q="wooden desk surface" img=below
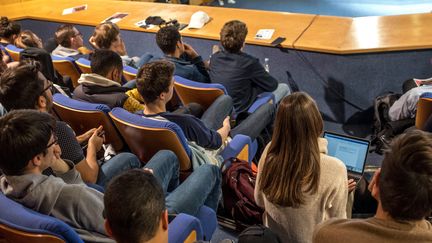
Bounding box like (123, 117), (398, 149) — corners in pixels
(2, 0), (432, 54)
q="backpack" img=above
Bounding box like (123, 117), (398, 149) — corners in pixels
(238, 224), (281, 243)
(221, 158), (263, 230)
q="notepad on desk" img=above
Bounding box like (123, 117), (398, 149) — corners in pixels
(255, 29), (275, 40)
(62, 4), (88, 15)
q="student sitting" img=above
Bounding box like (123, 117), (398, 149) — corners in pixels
(14, 30), (43, 49)
(209, 20), (290, 114)
(255, 92), (348, 243)
(52, 24), (91, 59)
(89, 22), (154, 69)
(73, 49), (144, 113)
(0, 109), (198, 242)
(136, 60), (274, 166)
(104, 167), (222, 242)
(313, 130), (432, 243)
(0, 61), (141, 187)
(155, 26), (210, 83)
(0, 16), (20, 47)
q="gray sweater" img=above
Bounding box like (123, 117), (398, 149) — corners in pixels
(0, 160), (113, 243)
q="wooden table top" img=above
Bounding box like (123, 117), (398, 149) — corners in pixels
(2, 0), (432, 54)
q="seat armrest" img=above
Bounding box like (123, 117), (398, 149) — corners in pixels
(247, 92), (275, 114)
(221, 134), (256, 163)
(168, 213), (203, 243)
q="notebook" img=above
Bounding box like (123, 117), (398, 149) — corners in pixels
(323, 131), (370, 182)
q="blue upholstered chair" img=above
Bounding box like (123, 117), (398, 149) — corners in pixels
(174, 75), (274, 113)
(169, 206), (217, 243)
(0, 193), (83, 243)
(76, 57), (138, 83)
(4, 44), (23, 62)
(109, 108), (257, 170)
(52, 93), (124, 151)
(75, 57), (91, 74)
(51, 55), (82, 88)
(415, 92), (432, 129)
(123, 65), (138, 81)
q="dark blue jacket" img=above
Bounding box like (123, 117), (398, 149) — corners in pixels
(209, 51), (278, 113)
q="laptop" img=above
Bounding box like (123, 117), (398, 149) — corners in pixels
(323, 131), (370, 182)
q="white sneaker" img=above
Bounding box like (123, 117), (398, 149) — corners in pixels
(227, 0), (235, 4)
(218, 0), (224, 6)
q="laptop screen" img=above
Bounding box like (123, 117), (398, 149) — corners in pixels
(323, 132), (370, 174)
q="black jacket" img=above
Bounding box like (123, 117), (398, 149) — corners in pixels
(209, 50), (278, 113)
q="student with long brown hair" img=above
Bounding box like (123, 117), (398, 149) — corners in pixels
(255, 92), (348, 243)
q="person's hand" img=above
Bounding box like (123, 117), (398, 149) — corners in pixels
(368, 168), (381, 199)
(223, 116), (231, 131)
(183, 43), (199, 59)
(348, 179), (357, 193)
(143, 168), (154, 174)
(88, 126), (104, 152)
(50, 144), (70, 174)
(76, 128), (97, 144)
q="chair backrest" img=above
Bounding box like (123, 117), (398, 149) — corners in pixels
(415, 92), (432, 129)
(109, 107), (192, 171)
(0, 193), (83, 243)
(174, 75), (227, 110)
(75, 57), (91, 73)
(123, 65), (137, 81)
(52, 93), (124, 151)
(4, 44), (23, 61)
(51, 55), (81, 88)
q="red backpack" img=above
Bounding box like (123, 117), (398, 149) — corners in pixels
(221, 158), (263, 229)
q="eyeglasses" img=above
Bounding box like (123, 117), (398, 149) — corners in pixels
(74, 32), (83, 37)
(40, 80), (54, 95)
(45, 134), (58, 150)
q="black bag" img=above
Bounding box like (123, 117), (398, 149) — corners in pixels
(238, 224), (281, 243)
(221, 158), (263, 230)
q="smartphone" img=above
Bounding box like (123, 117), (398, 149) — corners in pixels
(271, 37), (286, 47)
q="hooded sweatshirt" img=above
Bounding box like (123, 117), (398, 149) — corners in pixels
(0, 160), (113, 243)
(73, 73), (144, 113)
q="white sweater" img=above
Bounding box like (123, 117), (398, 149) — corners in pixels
(254, 138), (348, 243)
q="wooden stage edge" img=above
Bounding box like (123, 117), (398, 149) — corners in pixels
(2, 0), (432, 54)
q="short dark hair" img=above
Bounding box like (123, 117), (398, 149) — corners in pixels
(136, 60), (174, 104)
(0, 17), (21, 40)
(220, 20), (247, 53)
(379, 130), (432, 220)
(55, 24), (76, 48)
(156, 26), (181, 54)
(91, 22), (120, 49)
(104, 169), (165, 243)
(0, 62), (45, 111)
(91, 49), (123, 77)
(0, 110), (55, 175)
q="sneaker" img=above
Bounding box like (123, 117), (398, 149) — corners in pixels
(218, 0), (224, 5)
(227, 0), (236, 4)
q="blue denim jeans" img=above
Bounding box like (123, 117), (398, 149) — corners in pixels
(144, 150), (221, 217)
(96, 152), (142, 188)
(273, 83), (291, 104)
(200, 94), (233, 130)
(231, 102), (275, 140)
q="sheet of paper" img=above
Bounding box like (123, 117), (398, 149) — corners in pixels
(62, 4), (88, 15)
(102, 12), (129, 24)
(255, 29), (275, 40)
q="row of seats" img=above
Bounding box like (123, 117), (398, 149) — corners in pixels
(3, 43), (138, 87)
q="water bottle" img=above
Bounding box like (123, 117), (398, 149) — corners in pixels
(264, 58), (270, 72)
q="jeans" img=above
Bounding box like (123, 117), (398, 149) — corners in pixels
(273, 83), (291, 104)
(144, 150), (221, 217)
(96, 152), (142, 188)
(231, 102), (275, 140)
(201, 95), (233, 130)
(165, 164), (221, 216)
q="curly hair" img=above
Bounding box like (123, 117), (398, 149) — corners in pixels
(220, 20), (247, 53)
